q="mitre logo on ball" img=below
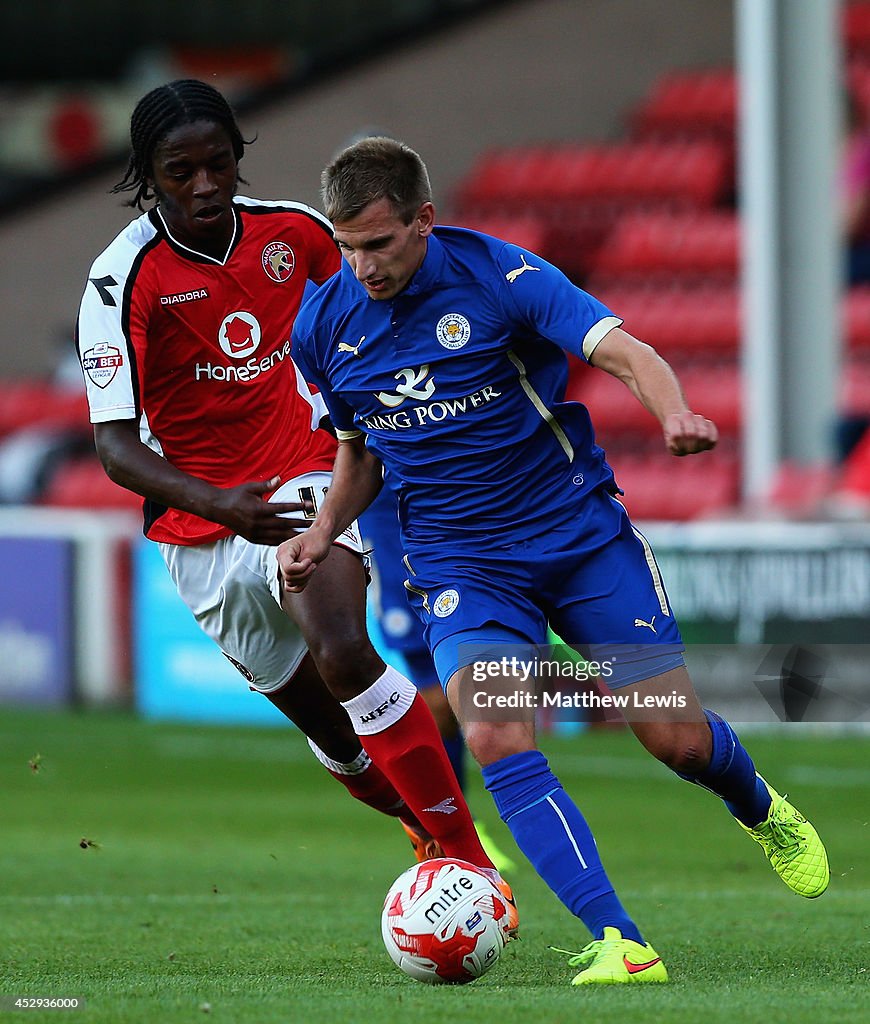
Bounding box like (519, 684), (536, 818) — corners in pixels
(381, 858), (511, 984)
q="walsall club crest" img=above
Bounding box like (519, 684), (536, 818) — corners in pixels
(262, 241), (296, 283)
(82, 342), (123, 388)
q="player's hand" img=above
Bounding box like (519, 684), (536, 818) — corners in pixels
(211, 476), (313, 544)
(277, 528), (333, 593)
(663, 411), (719, 456)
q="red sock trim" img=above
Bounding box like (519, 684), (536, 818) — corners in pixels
(360, 694), (494, 870)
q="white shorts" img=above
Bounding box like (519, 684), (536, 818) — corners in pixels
(159, 472), (365, 694)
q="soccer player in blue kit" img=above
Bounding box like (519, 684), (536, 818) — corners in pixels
(278, 137), (830, 985)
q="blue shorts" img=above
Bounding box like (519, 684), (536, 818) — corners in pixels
(401, 489), (685, 689)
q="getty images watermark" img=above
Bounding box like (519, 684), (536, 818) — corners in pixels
(455, 642), (870, 724)
(469, 655), (688, 713)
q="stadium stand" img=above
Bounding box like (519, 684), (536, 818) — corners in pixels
(765, 460), (841, 519)
(588, 210), (739, 288)
(845, 0), (870, 61)
(448, 60), (744, 518)
(628, 68), (737, 152)
(6, 5), (869, 520)
(37, 456), (141, 510)
(0, 380), (88, 439)
(588, 286), (740, 359)
(452, 138), (732, 279)
(609, 453), (740, 522)
(447, 11), (870, 520)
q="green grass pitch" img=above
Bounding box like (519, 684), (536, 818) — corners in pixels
(1, 708), (867, 1023)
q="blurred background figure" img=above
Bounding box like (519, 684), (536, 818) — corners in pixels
(843, 92), (870, 285)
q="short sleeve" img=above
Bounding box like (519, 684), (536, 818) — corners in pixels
(306, 219), (341, 285)
(292, 320), (360, 437)
(496, 242), (622, 362)
(76, 260), (140, 423)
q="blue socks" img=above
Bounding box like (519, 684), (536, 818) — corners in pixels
(482, 749), (643, 944)
(478, 716), (770, 945)
(676, 710), (772, 827)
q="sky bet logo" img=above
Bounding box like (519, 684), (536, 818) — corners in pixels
(82, 343), (123, 388)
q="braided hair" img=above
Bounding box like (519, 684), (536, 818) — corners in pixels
(112, 79), (251, 209)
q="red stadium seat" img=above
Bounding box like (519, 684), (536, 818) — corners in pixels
(570, 357), (741, 440)
(452, 141), (732, 279)
(844, 2), (870, 59)
(569, 365), (662, 436)
(453, 145), (553, 205)
(590, 211), (740, 285)
(766, 461), (839, 515)
(847, 57), (870, 119)
(456, 140), (731, 210)
(608, 455), (739, 521)
(678, 364), (742, 434)
(39, 457), (141, 510)
(0, 381), (89, 439)
(630, 69), (737, 142)
(452, 214), (549, 254)
(844, 286), (870, 351)
(587, 286), (740, 358)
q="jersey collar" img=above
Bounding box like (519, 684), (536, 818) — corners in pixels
(343, 231), (447, 300)
(402, 232), (446, 297)
(150, 205), (242, 266)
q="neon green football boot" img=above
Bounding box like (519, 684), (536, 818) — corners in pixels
(475, 820), (519, 875)
(739, 776), (829, 898)
(552, 927), (669, 985)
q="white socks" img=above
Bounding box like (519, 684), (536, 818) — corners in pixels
(340, 665), (417, 735)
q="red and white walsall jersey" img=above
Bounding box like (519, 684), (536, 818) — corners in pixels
(76, 196), (341, 544)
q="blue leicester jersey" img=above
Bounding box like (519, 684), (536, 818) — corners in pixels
(292, 226), (624, 549)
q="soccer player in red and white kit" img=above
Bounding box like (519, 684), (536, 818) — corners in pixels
(75, 80), (513, 915)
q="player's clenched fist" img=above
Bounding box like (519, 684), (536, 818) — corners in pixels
(277, 529), (333, 592)
(663, 411), (718, 456)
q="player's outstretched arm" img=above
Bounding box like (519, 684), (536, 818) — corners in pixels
(277, 434), (383, 593)
(93, 420), (311, 543)
(588, 326), (718, 456)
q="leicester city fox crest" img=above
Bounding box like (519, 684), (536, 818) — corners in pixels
(435, 313), (471, 350)
(433, 589), (460, 617)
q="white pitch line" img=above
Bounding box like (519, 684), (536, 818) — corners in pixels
(150, 734), (311, 763)
(0, 892), (330, 906)
(781, 765), (870, 788)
